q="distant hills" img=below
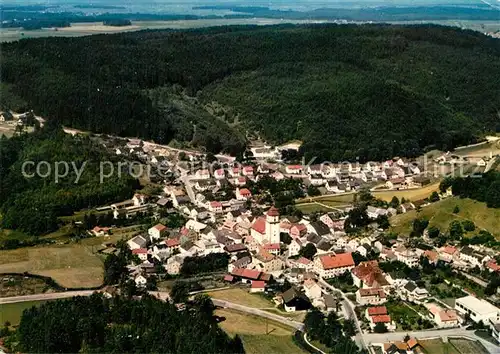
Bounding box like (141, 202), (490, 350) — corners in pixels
(1, 24), (499, 160)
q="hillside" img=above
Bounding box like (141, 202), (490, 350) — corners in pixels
(390, 197), (500, 238)
(1, 24), (499, 159)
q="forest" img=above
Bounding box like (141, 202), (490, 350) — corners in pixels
(1, 24), (499, 160)
(13, 293), (245, 353)
(0, 123), (139, 235)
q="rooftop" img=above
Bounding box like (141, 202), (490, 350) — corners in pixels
(456, 296), (499, 316)
(319, 253), (355, 270)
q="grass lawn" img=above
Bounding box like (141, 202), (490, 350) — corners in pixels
(385, 301), (421, 330)
(215, 308), (304, 354)
(0, 300), (48, 326)
(390, 197), (500, 238)
(207, 288), (274, 308)
(420, 339), (460, 354)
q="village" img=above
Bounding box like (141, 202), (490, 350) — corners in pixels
(80, 134), (500, 354)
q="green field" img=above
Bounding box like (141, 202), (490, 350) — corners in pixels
(215, 308), (304, 354)
(390, 197), (500, 238)
(207, 288), (274, 308)
(0, 300), (48, 326)
(420, 339), (460, 354)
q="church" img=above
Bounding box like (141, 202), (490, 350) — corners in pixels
(250, 206), (281, 244)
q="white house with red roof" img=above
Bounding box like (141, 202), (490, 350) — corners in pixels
(250, 206), (281, 244)
(132, 248), (148, 261)
(286, 165), (303, 174)
(91, 226), (111, 237)
(313, 253), (355, 279)
(242, 166), (254, 176)
(209, 201), (223, 213)
(263, 243), (280, 255)
(250, 280), (266, 293)
(214, 168), (226, 180)
(365, 306), (396, 331)
(148, 223), (167, 240)
(236, 187), (252, 201)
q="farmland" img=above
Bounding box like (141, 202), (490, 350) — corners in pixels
(215, 308), (304, 354)
(420, 339), (460, 354)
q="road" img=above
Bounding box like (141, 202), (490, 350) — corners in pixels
(319, 278), (367, 349)
(0, 290), (95, 304)
(365, 328), (500, 354)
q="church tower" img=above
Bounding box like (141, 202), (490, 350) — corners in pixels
(266, 206), (280, 244)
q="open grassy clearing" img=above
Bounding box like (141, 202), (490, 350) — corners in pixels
(207, 288), (274, 308)
(215, 308), (304, 354)
(0, 226), (140, 288)
(390, 197), (500, 238)
(296, 203), (337, 214)
(0, 275), (52, 297)
(420, 339), (460, 354)
(0, 300), (48, 326)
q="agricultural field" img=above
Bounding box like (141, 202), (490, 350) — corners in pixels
(420, 339), (460, 354)
(372, 183), (440, 202)
(449, 338), (489, 354)
(390, 197), (500, 238)
(207, 288), (274, 308)
(215, 308), (304, 354)
(0, 300), (48, 326)
(0, 275), (52, 297)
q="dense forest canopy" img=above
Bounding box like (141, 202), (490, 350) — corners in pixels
(0, 125), (139, 235)
(1, 24), (499, 160)
(16, 294), (245, 353)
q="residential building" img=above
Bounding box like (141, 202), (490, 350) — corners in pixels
(281, 287), (312, 312)
(313, 253), (355, 279)
(365, 306), (396, 332)
(132, 248), (148, 261)
(288, 238), (302, 257)
(286, 165), (302, 174)
(351, 261), (390, 289)
(135, 275), (147, 287)
(148, 223), (167, 241)
(303, 279), (322, 300)
(435, 309), (460, 328)
(356, 288), (387, 306)
(250, 280), (266, 293)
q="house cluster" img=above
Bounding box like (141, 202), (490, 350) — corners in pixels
(292, 157), (429, 194)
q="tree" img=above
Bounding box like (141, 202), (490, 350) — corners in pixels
(374, 323), (388, 333)
(453, 205), (460, 214)
(448, 220), (464, 240)
(376, 214), (390, 230)
(343, 318), (357, 337)
(427, 226), (440, 239)
(299, 243), (317, 260)
(462, 220), (475, 232)
(280, 232), (292, 245)
(411, 218), (429, 237)
(170, 281), (190, 303)
(429, 191), (440, 202)
(389, 196), (400, 208)
(307, 184), (321, 197)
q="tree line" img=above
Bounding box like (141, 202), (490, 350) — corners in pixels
(12, 293), (245, 353)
